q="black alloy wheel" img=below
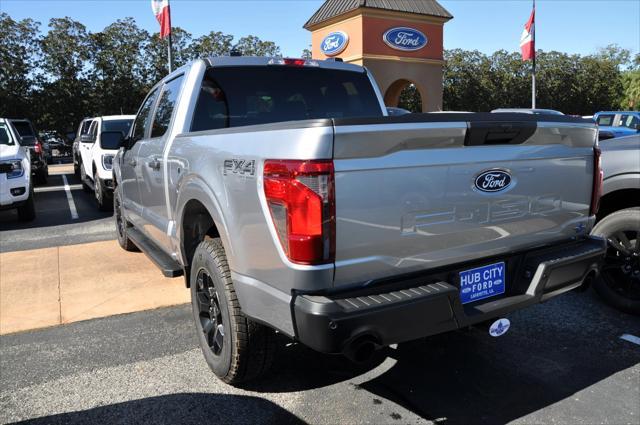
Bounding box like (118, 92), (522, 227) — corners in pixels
(196, 269), (225, 355)
(592, 208), (640, 314)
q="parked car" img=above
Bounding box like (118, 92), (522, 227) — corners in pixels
(0, 118), (35, 221)
(72, 117), (94, 176)
(591, 134), (640, 314)
(594, 111), (640, 139)
(492, 108), (564, 115)
(113, 57), (605, 384)
(75, 116), (134, 210)
(7, 119), (48, 184)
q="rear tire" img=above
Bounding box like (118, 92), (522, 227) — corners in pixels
(114, 189), (138, 252)
(34, 168), (47, 185)
(17, 188), (36, 221)
(94, 169), (112, 212)
(591, 208), (640, 315)
(79, 161), (90, 193)
(190, 238), (275, 384)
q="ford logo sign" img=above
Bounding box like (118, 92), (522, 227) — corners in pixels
(321, 31), (349, 56)
(474, 170), (512, 193)
(383, 27), (428, 51)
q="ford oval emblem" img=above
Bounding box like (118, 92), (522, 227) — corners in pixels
(474, 170), (512, 193)
(321, 31), (349, 56)
(383, 27), (428, 51)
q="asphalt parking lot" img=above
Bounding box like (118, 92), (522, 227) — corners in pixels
(0, 162), (116, 252)
(1, 164), (639, 425)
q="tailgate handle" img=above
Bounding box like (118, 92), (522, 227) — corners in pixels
(465, 121), (537, 146)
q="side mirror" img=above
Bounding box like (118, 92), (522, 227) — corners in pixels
(80, 134), (94, 143)
(99, 131), (124, 150)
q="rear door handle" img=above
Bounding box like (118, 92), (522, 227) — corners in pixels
(148, 158), (162, 171)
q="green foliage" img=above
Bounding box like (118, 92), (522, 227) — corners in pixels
(398, 84), (421, 112)
(621, 70), (640, 110)
(0, 13), (40, 119)
(233, 35), (281, 57)
(441, 46), (632, 115)
(0, 14), (282, 136)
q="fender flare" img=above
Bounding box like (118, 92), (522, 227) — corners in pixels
(174, 174), (234, 268)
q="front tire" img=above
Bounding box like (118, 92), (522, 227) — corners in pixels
(94, 169), (112, 212)
(114, 189), (138, 252)
(17, 188), (36, 221)
(190, 238), (275, 384)
(591, 208), (640, 315)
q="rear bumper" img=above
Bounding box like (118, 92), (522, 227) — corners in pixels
(293, 237), (606, 353)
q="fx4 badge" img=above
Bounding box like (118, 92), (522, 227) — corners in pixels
(224, 159), (255, 177)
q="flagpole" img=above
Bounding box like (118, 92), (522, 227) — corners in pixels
(531, 0), (536, 109)
(168, 32), (173, 73)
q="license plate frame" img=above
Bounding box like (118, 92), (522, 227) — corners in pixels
(459, 261), (506, 304)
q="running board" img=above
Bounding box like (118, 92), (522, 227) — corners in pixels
(127, 227), (184, 277)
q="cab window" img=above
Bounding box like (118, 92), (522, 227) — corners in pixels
(151, 75), (184, 138)
(132, 88), (160, 141)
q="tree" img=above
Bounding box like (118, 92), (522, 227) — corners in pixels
(145, 27), (193, 85)
(620, 70), (640, 110)
(0, 13), (41, 119)
(301, 47), (312, 59)
(398, 84), (421, 112)
(234, 35), (280, 57)
(91, 18), (150, 115)
(191, 31), (234, 58)
(37, 17), (92, 134)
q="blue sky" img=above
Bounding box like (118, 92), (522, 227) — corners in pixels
(2, 0), (639, 58)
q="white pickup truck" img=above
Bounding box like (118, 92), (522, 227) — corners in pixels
(112, 57), (606, 384)
(75, 115), (134, 210)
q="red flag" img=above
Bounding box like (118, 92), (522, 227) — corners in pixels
(520, 8), (535, 61)
(151, 0), (171, 38)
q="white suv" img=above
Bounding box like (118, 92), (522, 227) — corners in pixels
(0, 118), (35, 221)
(76, 115), (134, 210)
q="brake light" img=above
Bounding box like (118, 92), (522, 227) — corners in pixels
(263, 160), (335, 264)
(34, 141), (42, 154)
(590, 146), (603, 216)
(268, 58), (319, 67)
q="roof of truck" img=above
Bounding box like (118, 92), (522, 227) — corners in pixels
(205, 56), (366, 73)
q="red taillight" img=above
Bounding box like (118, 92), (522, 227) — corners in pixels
(34, 141), (42, 154)
(590, 146), (603, 216)
(283, 58), (307, 67)
(263, 160), (335, 265)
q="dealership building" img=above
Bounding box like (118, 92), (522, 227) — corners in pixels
(305, 0), (453, 112)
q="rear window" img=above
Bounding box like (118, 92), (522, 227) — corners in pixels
(102, 119), (133, 135)
(191, 66), (382, 132)
(11, 121), (36, 145)
(597, 114), (615, 126)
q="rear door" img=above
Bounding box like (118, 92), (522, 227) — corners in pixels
(331, 115), (597, 286)
(138, 74), (185, 251)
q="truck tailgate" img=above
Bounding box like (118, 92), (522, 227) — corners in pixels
(332, 114), (597, 286)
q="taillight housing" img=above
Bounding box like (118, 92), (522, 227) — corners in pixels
(34, 141), (42, 154)
(590, 146), (603, 216)
(263, 160), (335, 265)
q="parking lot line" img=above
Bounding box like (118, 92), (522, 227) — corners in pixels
(35, 184), (83, 193)
(61, 174), (79, 220)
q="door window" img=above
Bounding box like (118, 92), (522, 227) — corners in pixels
(151, 75), (184, 138)
(620, 114), (639, 129)
(596, 114), (615, 126)
(132, 88), (160, 141)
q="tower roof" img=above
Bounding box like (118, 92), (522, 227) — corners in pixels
(304, 0), (453, 29)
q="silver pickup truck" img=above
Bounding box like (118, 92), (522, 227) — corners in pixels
(113, 57), (606, 384)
